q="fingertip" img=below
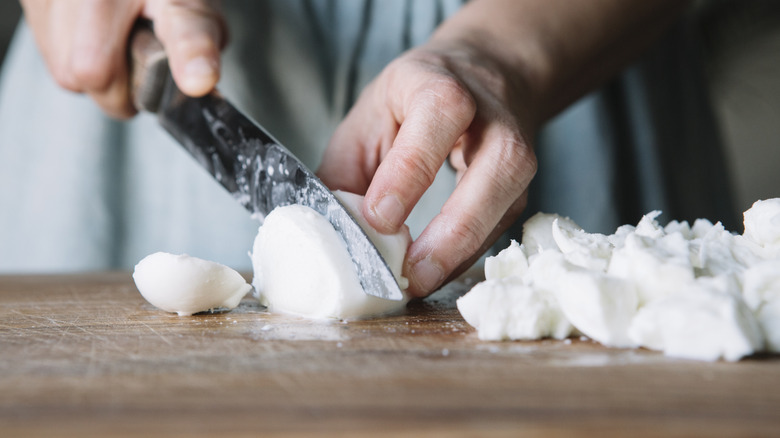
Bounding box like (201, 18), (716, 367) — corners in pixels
(405, 255), (446, 298)
(178, 55), (219, 96)
(151, 1), (225, 97)
(90, 83), (139, 120)
(107, 105), (139, 120)
(365, 192), (406, 233)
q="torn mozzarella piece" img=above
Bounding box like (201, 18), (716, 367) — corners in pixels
(663, 220), (693, 239)
(757, 300), (780, 353)
(628, 282), (764, 361)
(551, 218), (612, 271)
(552, 270), (638, 348)
(456, 277), (572, 341)
(523, 250), (570, 293)
(251, 191), (410, 320)
(608, 224), (636, 248)
(133, 252), (252, 316)
(634, 210), (665, 239)
(743, 198), (780, 248)
(484, 240), (529, 280)
(607, 231), (695, 306)
(521, 212), (580, 257)
(524, 249), (638, 347)
(742, 260), (780, 311)
(692, 222), (744, 277)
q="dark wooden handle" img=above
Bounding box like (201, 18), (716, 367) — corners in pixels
(129, 20), (169, 113)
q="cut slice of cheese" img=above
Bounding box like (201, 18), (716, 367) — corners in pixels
(251, 191), (411, 320)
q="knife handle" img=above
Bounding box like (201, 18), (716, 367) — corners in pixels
(129, 20), (169, 114)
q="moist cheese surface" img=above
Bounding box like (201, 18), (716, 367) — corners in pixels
(457, 198), (780, 361)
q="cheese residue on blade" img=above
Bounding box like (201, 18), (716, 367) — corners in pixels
(457, 198), (780, 361)
(250, 190), (411, 320)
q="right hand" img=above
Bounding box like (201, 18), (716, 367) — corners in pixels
(20, 0), (226, 119)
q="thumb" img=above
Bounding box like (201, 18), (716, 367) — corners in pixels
(145, 0), (227, 97)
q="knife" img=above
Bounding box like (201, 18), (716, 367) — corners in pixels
(128, 22), (403, 301)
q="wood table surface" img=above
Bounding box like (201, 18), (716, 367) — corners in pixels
(0, 272), (778, 437)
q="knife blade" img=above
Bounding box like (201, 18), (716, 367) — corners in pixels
(129, 23), (403, 301)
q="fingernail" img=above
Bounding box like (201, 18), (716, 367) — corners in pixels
(373, 194), (405, 229)
(181, 56), (217, 92)
(411, 257), (445, 293)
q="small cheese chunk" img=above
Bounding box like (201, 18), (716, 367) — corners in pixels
(551, 218), (612, 272)
(484, 240), (529, 280)
(552, 270), (638, 348)
(133, 252), (251, 316)
(628, 282), (764, 361)
(456, 277), (572, 341)
(521, 212), (580, 257)
(607, 231), (695, 306)
(757, 300), (780, 353)
(743, 198), (780, 248)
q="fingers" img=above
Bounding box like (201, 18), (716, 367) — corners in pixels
(317, 85), (397, 195)
(21, 0), (145, 118)
(77, 1), (145, 118)
(146, 0), (226, 97)
(20, 0), (225, 119)
(404, 125), (537, 297)
(328, 51), (535, 297)
(362, 71), (476, 234)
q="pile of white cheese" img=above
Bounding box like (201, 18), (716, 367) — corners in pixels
(457, 199), (780, 361)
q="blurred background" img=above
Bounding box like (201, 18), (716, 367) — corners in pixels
(700, 1), (780, 214)
(0, 3), (19, 64)
(0, 1), (778, 222)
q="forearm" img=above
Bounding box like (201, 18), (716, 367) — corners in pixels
(431, 0), (688, 129)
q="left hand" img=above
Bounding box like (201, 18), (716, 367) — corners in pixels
(317, 41), (538, 297)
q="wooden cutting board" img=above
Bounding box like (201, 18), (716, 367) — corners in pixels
(0, 272), (778, 437)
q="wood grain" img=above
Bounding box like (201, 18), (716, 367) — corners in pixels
(0, 272), (778, 437)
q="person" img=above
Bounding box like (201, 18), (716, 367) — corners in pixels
(0, 0), (734, 297)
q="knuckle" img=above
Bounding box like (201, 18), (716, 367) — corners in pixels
(49, 62), (79, 91)
(156, 0), (229, 46)
(90, 86), (135, 119)
(168, 0), (221, 13)
(391, 148), (440, 190)
(70, 54), (114, 91)
(444, 214), (490, 263)
(425, 75), (476, 126)
(468, 135), (537, 207)
(509, 139), (538, 179)
(496, 136), (537, 191)
(165, 0), (226, 37)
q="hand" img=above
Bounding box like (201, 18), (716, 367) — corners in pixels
(20, 0), (226, 119)
(318, 41), (538, 297)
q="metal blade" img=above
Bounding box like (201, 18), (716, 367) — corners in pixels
(155, 77), (403, 301)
